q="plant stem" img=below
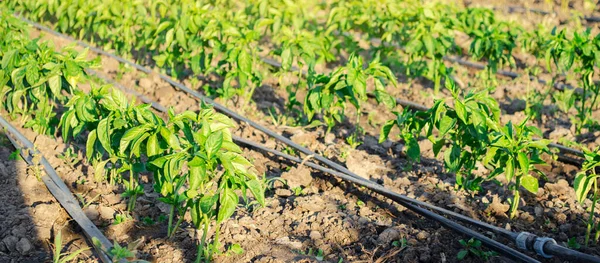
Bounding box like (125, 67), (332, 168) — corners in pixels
(195, 219), (209, 263)
(127, 167), (136, 212)
(510, 179), (521, 219)
(208, 223), (221, 263)
(169, 215), (185, 239)
(585, 185), (598, 246)
(167, 205), (175, 237)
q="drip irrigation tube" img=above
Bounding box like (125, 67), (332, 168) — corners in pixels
(89, 64), (600, 263)
(0, 115), (115, 263)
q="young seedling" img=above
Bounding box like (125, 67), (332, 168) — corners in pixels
(457, 238), (498, 260)
(51, 229), (89, 263)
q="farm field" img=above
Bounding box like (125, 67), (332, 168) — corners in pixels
(0, 0), (600, 262)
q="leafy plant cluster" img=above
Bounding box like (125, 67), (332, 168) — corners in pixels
(5, 0), (401, 134)
(61, 86), (264, 261)
(380, 80), (550, 218)
(327, 0), (600, 133)
(0, 11), (98, 135)
(0, 13), (265, 262)
(545, 28), (600, 132)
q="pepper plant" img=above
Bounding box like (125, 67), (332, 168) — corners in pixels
(381, 80), (501, 191)
(572, 146), (600, 245)
(483, 119), (550, 218)
(61, 85), (159, 211)
(60, 85), (265, 261)
(545, 28), (600, 134)
(304, 54), (396, 133)
(0, 11), (98, 135)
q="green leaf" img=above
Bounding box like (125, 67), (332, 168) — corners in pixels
(573, 173), (594, 203)
(432, 139), (445, 157)
(237, 50), (252, 74)
(406, 137), (421, 162)
(94, 160), (109, 182)
(86, 130), (97, 161)
(155, 21), (172, 36)
(159, 127), (181, 150)
(119, 125), (151, 154)
(189, 159), (206, 190)
(379, 119), (396, 143)
(505, 158), (514, 182)
(455, 100), (467, 123)
(200, 194), (218, 214)
(48, 75), (62, 96)
(175, 27), (187, 49)
(230, 154), (252, 173)
(457, 250), (468, 260)
(438, 114), (456, 136)
(517, 152), (530, 176)
(228, 244), (244, 255)
(246, 179), (265, 206)
(2, 50), (17, 69)
(147, 133), (160, 157)
(25, 64), (40, 85)
(217, 187), (238, 223)
(165, 28), (174, 48)
(130, 132), (150, 158)
(97, 118), (113, 155)
(521, 174), (539, 194)
(444, 144), (461, 171)
(205, 131), (223, 158)
(374, 84), (395, 109)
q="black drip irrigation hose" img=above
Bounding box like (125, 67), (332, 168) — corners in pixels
(0, 115), (116, 263)
(88, 57), (600, 263)
(22, 16), (600, 262)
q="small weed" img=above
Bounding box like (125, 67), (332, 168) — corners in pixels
(141, 217), (155, 226)
(226, 243), (244, 255)
(113, 212), (133, 225)
(51, 228), (88, 263)
(457, 238), (497, 260)
(567, 237), (581, 249)
(57, 148), (80, 168)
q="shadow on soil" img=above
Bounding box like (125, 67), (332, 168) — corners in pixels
(0, 132), (49, 262)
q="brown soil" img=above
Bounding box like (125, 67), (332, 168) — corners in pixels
(2, 3), (600, 263)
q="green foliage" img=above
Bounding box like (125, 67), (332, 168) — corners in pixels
(381, 80), (501, 190)
(546, 28), (600, 133)
(304, 54), (396, 133)
(571, 145), (600, 245)
(457, 238), (497, 260)
(0, 11), (98, 135)
(381, 80), (550, 215)
(59, 86), (266, 260)
(52, 229), (89, 263)
(484, 119), (550, 218)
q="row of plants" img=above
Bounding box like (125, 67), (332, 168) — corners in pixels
(380, 78), (600, 244)
(4, 0), (599, 248)
(0, 10), (264, 262)
(3, 0), (399, 133)
(328, 0), (600, 132)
